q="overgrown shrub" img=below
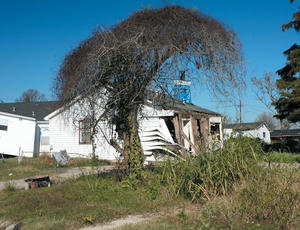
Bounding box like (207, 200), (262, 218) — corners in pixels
(160, 137), (264, 200)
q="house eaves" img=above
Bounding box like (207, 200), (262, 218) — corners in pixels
(0, 111), (36, 121)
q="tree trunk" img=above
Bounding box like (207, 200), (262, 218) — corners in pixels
(122, 105), (144, 177)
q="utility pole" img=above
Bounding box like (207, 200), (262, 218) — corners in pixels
(239, 100), (242, 124)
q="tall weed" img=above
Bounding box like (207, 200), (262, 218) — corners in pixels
(161, 137), (263, 200)
(234, 167), (300, 229)
(198, 167), (300, 229)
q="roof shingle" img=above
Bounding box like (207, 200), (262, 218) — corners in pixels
(0, 101), (58, 121)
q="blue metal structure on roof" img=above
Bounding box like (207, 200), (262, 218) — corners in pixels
(173, 71), (191, 103)
(173, 83), (191, 103)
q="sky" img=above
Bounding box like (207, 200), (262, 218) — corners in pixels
(0, 0), (299, 122)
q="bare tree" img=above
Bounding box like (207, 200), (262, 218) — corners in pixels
(251, 72), (279, 114)
(255, 112), (280, 131)
(54, 6), (245, 176)
(16, 89), (47, 103)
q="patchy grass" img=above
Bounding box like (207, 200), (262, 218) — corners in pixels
(268, 151), (300, 164)
(0, 156), (110, 181)
(0, 172), (183, 230)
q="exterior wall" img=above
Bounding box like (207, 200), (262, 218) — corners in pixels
(49, 111), (93, 158)
(0, 114), (36, 157)
(47, 105), (174, 161)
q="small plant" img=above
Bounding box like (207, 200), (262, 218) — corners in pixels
(4, 181), (16, 192)
(177, 209), (188, 220)
(83, 216), (94, 225)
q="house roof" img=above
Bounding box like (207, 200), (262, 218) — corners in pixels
(0, 101), (58, 121)
(270, 129), (300, 138)
(224, 122), (265, 131)
(146, 91), (220, 116)
(45, 91), (221, 120)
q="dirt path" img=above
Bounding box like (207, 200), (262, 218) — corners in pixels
(80, 214), (156, 230)
(80, 204), (199, 230)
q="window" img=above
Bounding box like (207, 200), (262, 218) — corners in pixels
(79, 119), (91, 144)
(0, 118), (8, 131)
(40, 136), (50, 145)
(263, 132), (266, 138)
(0, 125), (7, 131)
(210, 123), (220, 140)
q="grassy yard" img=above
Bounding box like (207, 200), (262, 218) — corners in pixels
(0, 171), (185, 230)
(0, 156), (110, 181)
(268, 151), (300, 164)
(1, 138), (299, 230)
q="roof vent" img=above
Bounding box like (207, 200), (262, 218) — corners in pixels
(32, 111), (35, 117)
(12, 107), (16, 112)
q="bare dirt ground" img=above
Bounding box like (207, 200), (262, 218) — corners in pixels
(80, 204), (200, 230)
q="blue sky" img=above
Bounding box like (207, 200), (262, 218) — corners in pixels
(0, 0), (299, 122)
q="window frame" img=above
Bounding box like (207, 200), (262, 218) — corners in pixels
(79, 118), (92, 145)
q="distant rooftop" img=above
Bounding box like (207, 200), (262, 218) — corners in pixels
(0, 101), (58, 121)
(270, 129), (300, 138)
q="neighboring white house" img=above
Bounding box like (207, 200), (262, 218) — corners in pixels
(0, 101), (57, 157)
(223, 122), (271, 144)
(44, 97), (223, 161)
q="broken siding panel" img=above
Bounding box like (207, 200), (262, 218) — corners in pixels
(139, 117), (173, 148)
(139, 116), (188, 160)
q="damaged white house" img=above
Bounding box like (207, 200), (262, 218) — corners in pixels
(44, 96), (223, 161)
(0, 97), (223, 161)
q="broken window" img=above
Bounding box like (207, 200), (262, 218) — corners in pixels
(210, 123), (220, 140)
(163, 117), (177, 143)
(79, 119), (91, 144)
